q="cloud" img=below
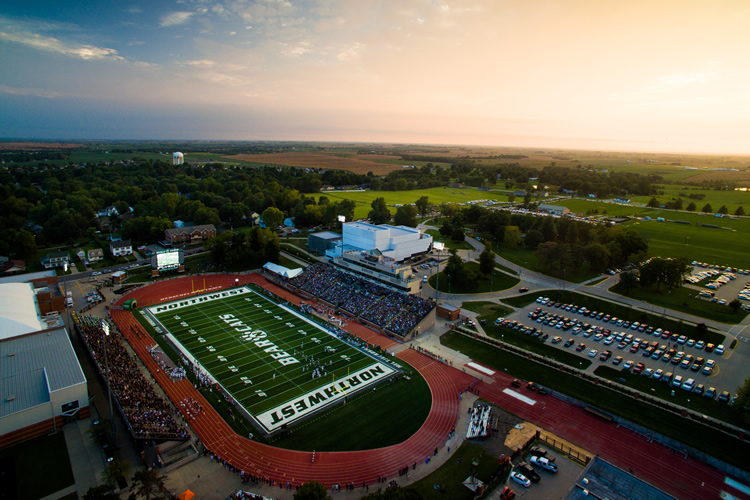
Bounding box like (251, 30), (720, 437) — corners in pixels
(160, 11), (194, 27)
(337, 42), (365, 62)
(0, 84), (61, 98)
(0, 28), (123, 61)
(650, 72), (718, 93)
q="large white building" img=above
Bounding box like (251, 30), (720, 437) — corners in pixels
(329, 222), (432, 262)
(325, 222), (433, 294)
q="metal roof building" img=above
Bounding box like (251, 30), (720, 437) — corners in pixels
(0, 327), (89, 447)
(0, 283), (46, 340)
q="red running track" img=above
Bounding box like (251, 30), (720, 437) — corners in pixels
(110, 274), (474, 486)
(470, 363), (748, 500)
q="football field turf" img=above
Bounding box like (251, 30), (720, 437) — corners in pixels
(145, 286), (399, 433)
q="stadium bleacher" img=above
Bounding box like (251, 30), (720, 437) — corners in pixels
(290, 263), (434, 336)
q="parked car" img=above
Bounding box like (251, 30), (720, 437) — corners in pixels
(715, 344), (725, 355)
(704, 387), (716, 399)
(516, 463), (541, 483)
(530, 455), (559, 473)
(528, 446), (550, 458)
(510, 471), (531, 488)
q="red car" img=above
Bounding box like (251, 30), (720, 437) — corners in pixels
(576, 343), (586, 352)
(633, 362), (646, 374)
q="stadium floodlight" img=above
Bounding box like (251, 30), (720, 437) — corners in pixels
(338, 215), (346, 222)
(101, 319), (110, 336)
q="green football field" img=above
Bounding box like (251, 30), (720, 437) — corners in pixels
(145, 286), (398, 433)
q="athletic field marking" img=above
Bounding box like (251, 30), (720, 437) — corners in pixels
(502, 388), (537, 405)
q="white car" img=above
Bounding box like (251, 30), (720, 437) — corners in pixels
(588, 349), (598, 357)
(715, 345), (725, 355)
(510, 471), (531, 488)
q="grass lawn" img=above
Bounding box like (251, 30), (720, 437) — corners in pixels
(425, 230), (473, 250)
(594, 366), (745, 427)
(0, 431), (75, 499)
(430, 262), (520, 294)
(610, 283), (748, 325)
(406, 442), (504, 500)
(461, 301), (514, 317)
(440, 331), (750, 470)
(494, 245), (599, 284)
(269, 368), (431, 451)
(548, 198), (750, 269)
(500, 290), (726, 345)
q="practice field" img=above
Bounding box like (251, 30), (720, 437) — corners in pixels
(145, 286), (399, 434)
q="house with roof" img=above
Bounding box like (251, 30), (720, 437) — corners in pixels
(164, 224), (216, 245)
(110, 240), (133, 257)
(40, 251), (70, 269)
(87, 248), (104, 262)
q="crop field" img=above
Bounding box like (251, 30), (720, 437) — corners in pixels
(146, 286), (399, 434)
(228, 152), (402, 175)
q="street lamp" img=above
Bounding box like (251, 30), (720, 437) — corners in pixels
(687, 398), (690, 409)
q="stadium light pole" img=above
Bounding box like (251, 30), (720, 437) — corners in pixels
(101, 320), (115, 441)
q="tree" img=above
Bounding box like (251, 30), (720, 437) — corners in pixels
(539, 217), (557, 242)
(451, 227), (465, 242)
(584, 242), (610, 273)
(101, 459), (131, 491)
(686, 202), (696, 211)
(261, 206), (284, 229)
(729, 299), (742, 313)
(718, 205), (729, 214)
(523, 190), (532, 207)
(394, 205), (418, 227)
(618, 270), (640, 291)
(82, 485), (119, 500)
(294, 481), (332, 500)
(638, 257), (691, 291)
(368, 197), (392, 224)
(414, 196), (431, 217)
(735, 206), (745, 216)
(479, 245), (495, 278)
(524, 229), (544, 249)
(735, 377), (750, 421)
(439, 221), (453, 237)
(128, 469), (172, 500)
(701, 203), (713, 213)
(504, 226), (522, 247)
(647, 197), (660, 208)
(362, 484), (424, 499)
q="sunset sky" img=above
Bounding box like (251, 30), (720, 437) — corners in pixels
(1, 0), (749, 154)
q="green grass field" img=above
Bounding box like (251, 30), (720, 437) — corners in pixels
(148, 286), (399, 433)
(322, 187), (510, 220)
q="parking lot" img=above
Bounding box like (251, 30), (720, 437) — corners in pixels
(686, 262), (750, 309)
(505, 447), (583, 499)
(500, 296), (737, 401)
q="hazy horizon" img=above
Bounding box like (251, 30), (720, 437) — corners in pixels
(2, 1), (750, 155)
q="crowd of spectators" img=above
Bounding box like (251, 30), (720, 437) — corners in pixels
(291, 263), (434, 336)
(72, 313), (188, 441)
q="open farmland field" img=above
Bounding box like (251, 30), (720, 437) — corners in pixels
(624, 218), (750, 269)
(228, 152), (405, 175)
(323, 187), (510, 220)
(628, 185), (750, 214)
(147, 286), (400, 434)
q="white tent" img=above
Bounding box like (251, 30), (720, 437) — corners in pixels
(263, 262), (303, 279)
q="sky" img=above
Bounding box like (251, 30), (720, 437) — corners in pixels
(1, 0), (750, 154)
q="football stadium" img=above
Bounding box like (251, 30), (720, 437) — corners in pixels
(143, 285), (401, 434)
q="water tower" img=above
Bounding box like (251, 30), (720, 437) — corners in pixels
(172, 152), (184, 165)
